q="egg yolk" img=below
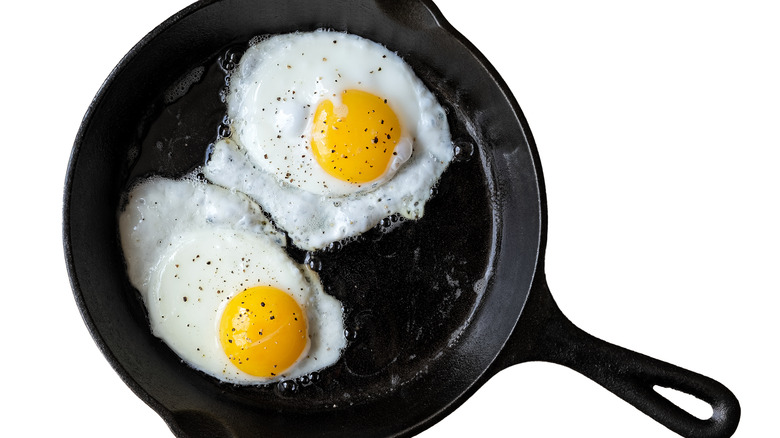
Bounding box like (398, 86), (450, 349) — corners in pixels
(311, 89), (402, 184)
(219, 286), (307, 377)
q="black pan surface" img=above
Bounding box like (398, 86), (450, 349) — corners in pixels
(64, 1), (740, 437)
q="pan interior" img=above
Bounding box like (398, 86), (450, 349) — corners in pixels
(121, 39), (496, 408)
(66, 0), (542, 435)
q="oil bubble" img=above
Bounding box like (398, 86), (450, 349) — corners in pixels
(219, 48), (242, 72)
(218, 124), (231, 139)
(304, 253), (321, 271)
(275, 380), (298, 396)
(344, 328), (358, 341)
(453, 141), (474, 162)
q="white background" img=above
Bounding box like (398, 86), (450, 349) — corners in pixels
(1, 0), (777, 436)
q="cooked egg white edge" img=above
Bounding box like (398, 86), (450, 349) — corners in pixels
(119, 177), (346, 383)
(119, 176), (283, 290)
(204, 136), (451, 251)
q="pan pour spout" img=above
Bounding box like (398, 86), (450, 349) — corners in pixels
(492, 274), (741, 438)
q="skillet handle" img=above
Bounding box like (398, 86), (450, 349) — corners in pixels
(496, 275), (740, 438)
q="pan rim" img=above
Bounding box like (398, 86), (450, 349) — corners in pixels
(62, 1), (219, 434)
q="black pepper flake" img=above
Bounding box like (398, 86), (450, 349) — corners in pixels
(270, 316), (275, 320)
(261, 302), (266, 307)
(372, 137), (379, 144)
(183, 297), (188, 302)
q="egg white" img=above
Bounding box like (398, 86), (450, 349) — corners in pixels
(118, 177), (345, 384)
(207, 30), (454, 250)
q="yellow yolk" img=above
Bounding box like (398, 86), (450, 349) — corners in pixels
(219, 286), (307, 377)
(311, 89), (402, 184)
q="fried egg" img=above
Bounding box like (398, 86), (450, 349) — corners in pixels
(118, 177), (345, 384)
(205, 30), (453, 250)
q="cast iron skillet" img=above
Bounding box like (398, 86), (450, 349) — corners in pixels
(63, 0), (740, 436)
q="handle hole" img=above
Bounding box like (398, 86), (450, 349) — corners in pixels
(653, 385), (713, 420)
